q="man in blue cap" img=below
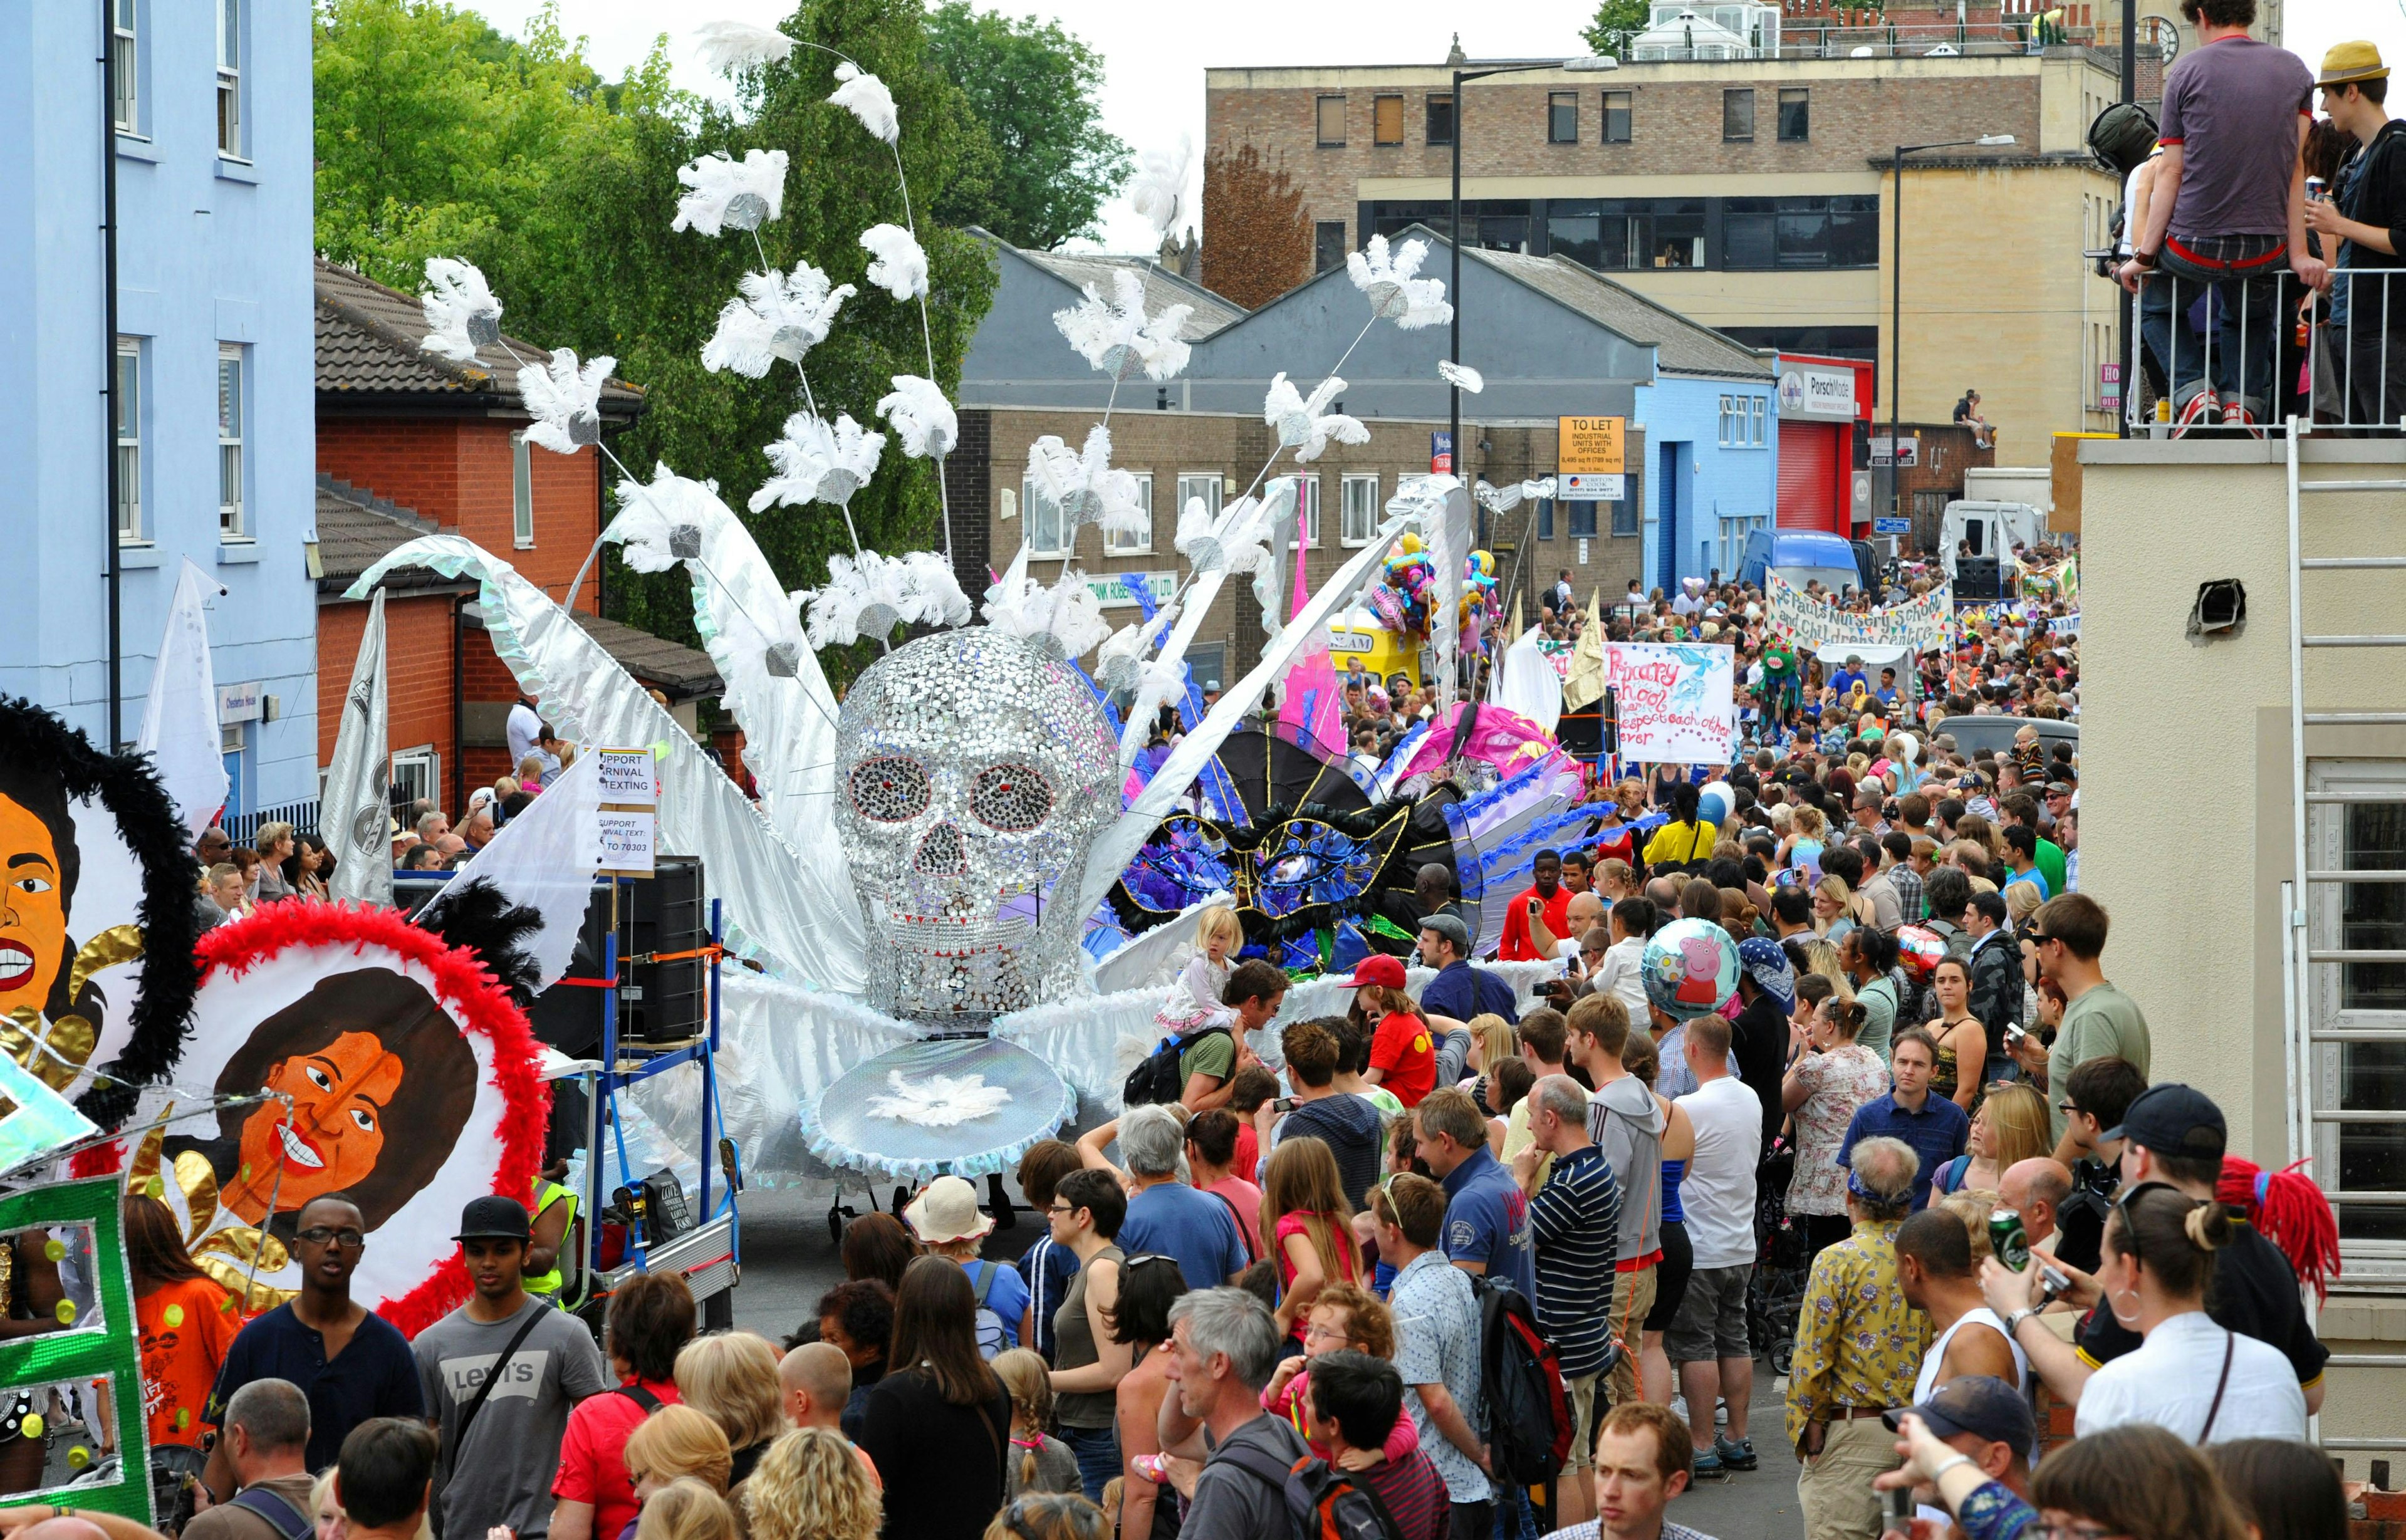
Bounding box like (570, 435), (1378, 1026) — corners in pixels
(1875, 1376), (2037, 1536)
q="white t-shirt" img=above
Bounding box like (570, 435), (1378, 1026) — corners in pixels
(2075, 1311), (2308, 1445)
(1674, 1075), (1763, 1269)
(506, 701), (545, 768)
(1591, 938), (1651, 1019)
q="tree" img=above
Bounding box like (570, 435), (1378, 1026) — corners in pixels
(1200, 142), (1309, 311)
(1581, 0), (1652, 59)
(922, 3), (1128, 249)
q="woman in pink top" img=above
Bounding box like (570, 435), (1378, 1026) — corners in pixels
(1183, 1110), (1261, 1265)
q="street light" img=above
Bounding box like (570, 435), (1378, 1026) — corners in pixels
(1449, 53), (1619, 521)
(1888, 133), (2014, 527)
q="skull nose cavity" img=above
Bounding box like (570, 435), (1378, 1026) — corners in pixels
(915, 822), (967, 875)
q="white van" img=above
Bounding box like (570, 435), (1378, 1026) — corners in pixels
(1939, 501), (2048, 583)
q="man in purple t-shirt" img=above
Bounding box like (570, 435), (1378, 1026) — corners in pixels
(2117, 0), (2322, 437)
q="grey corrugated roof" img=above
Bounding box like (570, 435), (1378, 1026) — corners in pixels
(1464, 244), (1774, 380)
(316, 258), (645, 412)
(1014, 247), (1247, 341)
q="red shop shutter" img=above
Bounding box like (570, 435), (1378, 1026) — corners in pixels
(1777, 422), (1838, 531)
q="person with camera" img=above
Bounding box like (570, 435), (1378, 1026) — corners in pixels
(1499, 850), (1574, 963)
(1871, 1379), (2036, 1540)
(2048, 1056), (2147, 1272)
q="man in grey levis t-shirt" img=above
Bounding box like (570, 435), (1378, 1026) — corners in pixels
(1568, 994), (1666, 1410)
(414, 1197), (610, 1540)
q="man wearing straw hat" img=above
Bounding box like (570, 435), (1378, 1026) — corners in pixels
(2303, 43), (2405, 429)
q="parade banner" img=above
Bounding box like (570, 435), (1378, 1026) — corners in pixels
(1765, 571), (1952, 653)
(2022, 556), (2079, 604)
(1602, 642), (1736, 764)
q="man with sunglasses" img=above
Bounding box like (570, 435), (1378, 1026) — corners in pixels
(2026, 895), (2151, 1160)
(202, 1194), (424, 1496)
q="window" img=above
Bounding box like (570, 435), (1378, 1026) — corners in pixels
(1611, 493), (1638, 537)
(216, 0), (242, 157)
(1778, 88), (1810, 141)
(1425, 93), (1454, 145)
(1602, 90), (1632, 143)
(1340, 474), (1380, 546)
(1177, 472), (1222, 528)
(1719, 395), (1738, 447)
(1022, 476), (1071, 558)
(390, 746), (440, 811)
(511, 431), (534, 547)
(1315, 221), (1348, 274)
(1270, 474), (1320, 548)
(1373, 95), (1404, 146)
(1548, 92), (1578, 144)
(2306, 762), (2406, 1257)
(1103, 473), (1154, 555)
(114, 338), (142, 542)
(1536, 499), (1555, 539)
(217, 345), (244, 538)
(1722, 88), (1754, 142)
(111, 0), (138, 133)
(1721, 195), (1880, 269)
(1752, 396), (1766, 445)
(1717, 396), (1766, 447)
(1316, 95), (1346, 147)
(1568, 501), (1599, 538)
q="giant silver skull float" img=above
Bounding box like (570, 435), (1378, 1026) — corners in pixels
(834, 627), (1118, 1026)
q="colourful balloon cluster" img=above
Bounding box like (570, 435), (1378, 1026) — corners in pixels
(1369, 534), (1501, 646)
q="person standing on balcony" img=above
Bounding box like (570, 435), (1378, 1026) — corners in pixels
(2303, 43), (2406, 429)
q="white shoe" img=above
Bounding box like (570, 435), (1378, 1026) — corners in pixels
(1716, 1398), (1730, 1427)
(1671, 1395), (1690, 1421)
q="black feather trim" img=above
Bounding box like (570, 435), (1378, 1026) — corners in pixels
(415, 877), (548, 1006)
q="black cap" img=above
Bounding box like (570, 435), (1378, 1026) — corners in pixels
(1884, 1375), (2034, 1460)
(2102, 1083), (2226, 1159)
(454, 1195), (531, 1243)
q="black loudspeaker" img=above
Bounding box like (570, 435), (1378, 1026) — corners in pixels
(1956, 557), (2006, 601)
(524, 889), (615, 1056)
(626, 856), (706, 1044)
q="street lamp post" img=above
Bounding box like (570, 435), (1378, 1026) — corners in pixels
(1888, 133), (2014, 527)
(1450, 52), (1617, 531)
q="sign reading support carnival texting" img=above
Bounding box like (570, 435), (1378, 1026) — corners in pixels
(1601, 642), (1736, 764)
(1764, 571), (1953, 653)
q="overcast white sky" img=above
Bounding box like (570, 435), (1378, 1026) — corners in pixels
(479, 0), (2405, 252)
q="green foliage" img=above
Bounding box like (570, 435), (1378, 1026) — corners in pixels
(922, 3), (1130, 249)
(1580, 0), (1653, 58)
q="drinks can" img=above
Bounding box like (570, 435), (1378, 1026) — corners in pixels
(1991, 1207), (2031, 1271)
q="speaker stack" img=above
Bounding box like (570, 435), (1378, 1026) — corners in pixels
(521, 855), (709, 1053)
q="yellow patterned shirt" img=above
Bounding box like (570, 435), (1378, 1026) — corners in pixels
(1784, 1217), (1932, 1449)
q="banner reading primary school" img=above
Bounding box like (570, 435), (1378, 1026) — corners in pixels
(1764, 571), (1953, 653)
(1603, 642), (1736, 764)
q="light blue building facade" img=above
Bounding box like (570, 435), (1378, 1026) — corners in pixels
(1, 0), (316, 814)
(1637, 372), (1779, 595)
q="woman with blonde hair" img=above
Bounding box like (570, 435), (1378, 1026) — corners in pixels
(1796, 937), (1853, 1005)
(989, 1348), (1078, 1500)
(636, 1480), (738, 1540)
(625, 1404), (734, 1500)
(1462, 1014), (1516, 1078)
(1780, 804), (1828, 878)
(1811, 873), (1868, 942)
(1932, 1082), (2050, 1200)
(1258, 1136), (1360, 1341)
(253, 821), (297, 901)
(744, 1428), (882, 1540)
(675, 1331), (786, 1486)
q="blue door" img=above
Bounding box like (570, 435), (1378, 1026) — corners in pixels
(1656, 440), (1681, 593)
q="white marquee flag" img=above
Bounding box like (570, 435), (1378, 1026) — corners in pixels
(135, 559), (228, 840)
(325, 589), (394, 908)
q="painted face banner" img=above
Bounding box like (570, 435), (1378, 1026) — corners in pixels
(0, 699), (202, 1132)
(1600, 643), (1736, 766)
(1764, 572), (1954, 654)
(103, 903), (546, 1333)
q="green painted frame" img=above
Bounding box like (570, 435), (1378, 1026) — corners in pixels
(0, 1177), (150, 1524)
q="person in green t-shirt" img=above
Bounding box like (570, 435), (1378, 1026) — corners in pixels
(2027, 893), (2150, 1157)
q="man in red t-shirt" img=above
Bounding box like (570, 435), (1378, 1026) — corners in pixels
(1497, 848), (1573, 962)
(1348, 954), (1437, 1107)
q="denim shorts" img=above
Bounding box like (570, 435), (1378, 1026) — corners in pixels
(1664, 1262), (1752, 1363)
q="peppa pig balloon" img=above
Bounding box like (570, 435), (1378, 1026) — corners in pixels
(1640, 917), (1740, 1021)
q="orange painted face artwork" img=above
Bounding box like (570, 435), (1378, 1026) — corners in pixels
(227, 1031), (404, 1222)
(0, 796), (68, 1017)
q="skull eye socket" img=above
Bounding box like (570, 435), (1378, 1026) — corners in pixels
(971, 764), (1053, 833)
(850, 756), (931, 823)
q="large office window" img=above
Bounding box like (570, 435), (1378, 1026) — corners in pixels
(217, 345), (245, 538)
(1778, 88), (1810, 141)
(112, 0), (138, 133)
(1315, 221), (1348, 274)
(1602, 90), (1632, 143)
(1568, 501), (1599, 539)
(1102, 473), (1155, 556)
(2307, 762), (2406, 1252)
(1536, 499), (1555, 540)
(1548, 92), (1578, 144)
(1340, 474), (1380, 546)
(1720, 195), (1881, 269)
(1425, 93), (1454, 145)
(1374, 95), (1404, 146)
(1316, 95), (1346, 147)
(1723, 88), (1754, 142)
(115, 339), (142, 541)
(512, 431), (535, 546)
(217, 0), (243, 157)
(1269, 474), (1320, 548)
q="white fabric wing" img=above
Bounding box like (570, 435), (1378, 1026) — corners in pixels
(415, 750), (608, 989)
(134, 558), (229, 842)
(321, 587), (393, 908)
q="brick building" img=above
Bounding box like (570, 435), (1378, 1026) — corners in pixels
(1200, 38), (2127, 458)
(313, 259), (718, 815)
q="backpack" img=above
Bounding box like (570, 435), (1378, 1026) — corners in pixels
(1216, 1445), (1407, 1540)
(1123, 1023), (1228, 1108)
(968, 1259), (1008, 1360)
(2086, 100), (2159, 178)
(1477, 1277), (1573, 1487)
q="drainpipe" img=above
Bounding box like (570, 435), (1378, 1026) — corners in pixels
(101, 0), (123, 749)
(452, 596), (467, 815)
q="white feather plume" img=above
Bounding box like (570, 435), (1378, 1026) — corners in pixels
(876, 375), (958, 459)
(1477, 479), (1555, 513)
(749, 411), (885, 512)
(1346, 234), (1453, 330)
(1263, 373), (1369, 463)
(1174, 495), (1225, 571)
(419, 258), (503, 363)
(796, 549), (971, 648)
(700, 262), (854, 378)
(858, 224), (929, 302)
(1026, 424), (1148, 537)
(862, 1069), (1009, 1127)
(830, 61), (899, 145)
(1053, 269), (1192, 382)
(603, 463), (724, 574)
(1437, 360), (1484, 393)
(692, 19), (794, 72)
(518, 348), (615, 455)
(1210, 495), (1276, 577)
(983, 563), (1112, 660)
(672, 148), (788, 237)
(1128, 134), (1192, 238)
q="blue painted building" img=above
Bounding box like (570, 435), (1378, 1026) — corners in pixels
(1638, 370), (1778, 596)
(1, 0), (316, 813)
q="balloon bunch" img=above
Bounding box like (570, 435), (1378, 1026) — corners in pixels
(1367, 534), (1500, 647)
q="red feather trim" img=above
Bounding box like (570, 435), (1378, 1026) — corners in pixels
(95, 901), (549, 1337)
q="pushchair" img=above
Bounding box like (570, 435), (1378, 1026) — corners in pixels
(1748, 1139), (1815, 1377)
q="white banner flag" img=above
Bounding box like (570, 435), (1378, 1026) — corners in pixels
(325, 589), (393, 908)
(135, 559), (229, 840)
(420, 749), (607, 991)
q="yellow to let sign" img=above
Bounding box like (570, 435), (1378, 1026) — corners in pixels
(1559, 417), (1626, 474)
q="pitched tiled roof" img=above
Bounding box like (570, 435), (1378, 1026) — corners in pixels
(316, 257), (645, 412)
(568, 613), (724, 700)
(314, 476), (454, 595)
(1466, 244), (1774, 380)
(1013, 246), (1247, 341)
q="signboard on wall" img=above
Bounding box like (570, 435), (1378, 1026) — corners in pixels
(1870, 436), (1920, 467)
(1561, 472), (1625, 499)
(1087, 570), (1177, 610)
(1778, 367), (1858, 421)
(1559, 417), (1627, 474)
(1431, 431), (1453, 474)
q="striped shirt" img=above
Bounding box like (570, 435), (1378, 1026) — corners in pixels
(1526, 1145), (1623, 1379)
